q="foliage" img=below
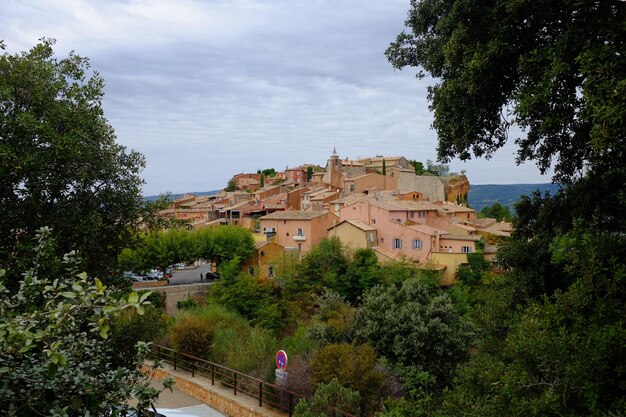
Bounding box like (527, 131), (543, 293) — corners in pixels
(209, 273), (285, 334)
(169, 312), (216, 359)
(310, 343), (385, 414)
(109, 305), (169, 369)
(457, 252), (490, 286)
(409, 160), (425, 175)
(338, 248), (382, 304)
(0, 227), (167, 416)
(425, 160), (451, 176)
(169, 304), (277, 379)
(387, 0), (626, 185)
(479, 202), (512, 222)
(0, 39), (147, 284)
(176, 296), (198, 311)
(258, 168), (277, 177)
(308, 290), (356, 346)
(294, 378), (361, 417)
(354, 278), (473, 389)
(119, 226), (255, 274)
(440, 232), (626, 416)
(299, 237), (349, 293)
(224, 178), (238, 191)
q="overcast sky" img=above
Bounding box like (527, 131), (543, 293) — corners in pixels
(2, 0), (552, 195)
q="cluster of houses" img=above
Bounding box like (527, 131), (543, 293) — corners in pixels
(159, 151), (511, 284)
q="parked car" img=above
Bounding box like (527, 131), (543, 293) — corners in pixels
(146, 269), (164, 280)
(205, 271), (220, 281)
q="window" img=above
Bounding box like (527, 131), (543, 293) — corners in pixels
(286, 232), (289, 236)
(462, 246), (472, 253)
(412, 239), (422, 249)
(372, 219), (376, 224)
(296, 228), (304, 236)
(349, 184), (355, 192)
(283, 220), (287, 224)
(418, 211), (426, 218)
(248, 266), (255, 275)
(298, 244), (302, 251)
(393, 238), (402, 249)
(268, 266), (274, 278)
(409, 211), (415, 219)
(396, 218), (402, 223)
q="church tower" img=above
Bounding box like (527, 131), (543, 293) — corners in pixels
(324, 147), (343, 188)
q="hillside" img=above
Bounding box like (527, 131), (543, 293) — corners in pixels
(468, 183), (561, 212)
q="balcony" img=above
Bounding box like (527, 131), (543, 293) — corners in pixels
(293, 234), (306, 241)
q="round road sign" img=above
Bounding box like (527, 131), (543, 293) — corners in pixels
(276, 350), (288, 370)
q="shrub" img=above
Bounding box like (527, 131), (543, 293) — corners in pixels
(294, 378), (361, 417)
(310, 343), (385, 413)
(169, 312), (216, 359)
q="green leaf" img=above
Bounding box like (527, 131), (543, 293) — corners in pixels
(128, 292), (139, 304)
(60, 292), (76, 299)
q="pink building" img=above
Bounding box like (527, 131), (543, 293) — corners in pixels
(259, 210), (339, 252)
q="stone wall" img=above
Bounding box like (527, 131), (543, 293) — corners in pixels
(143, 283), (212, 316)
(396, 172), (446, 201)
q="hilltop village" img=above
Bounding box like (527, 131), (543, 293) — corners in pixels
(159, 151), (511, 283)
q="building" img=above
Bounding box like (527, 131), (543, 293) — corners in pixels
(259, 210), (339, 252)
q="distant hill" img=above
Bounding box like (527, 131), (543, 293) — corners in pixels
(143, 190), (221, 201)
(468, 183), (561, 213)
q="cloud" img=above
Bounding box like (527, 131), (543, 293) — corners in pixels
(0, 0), (551, 195)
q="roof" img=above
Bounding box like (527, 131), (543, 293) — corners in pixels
(259, 210), (329, 220)
(369, 199), (441, 212)
(329, 193), (368, 205)
(344, 172), (384, 182)
(439, 234), (483, 242)
(406, 223), (448, 236)
(329, 219), (377, 232)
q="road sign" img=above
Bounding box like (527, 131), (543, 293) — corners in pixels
(276, 350), (288, 370)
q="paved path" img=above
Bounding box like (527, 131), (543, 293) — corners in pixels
(151, 379), (225, 417)
(169, 264), (216, 285)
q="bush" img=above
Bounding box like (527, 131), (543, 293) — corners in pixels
(310, 343), (385, 414)
(169, 312), (216, 359)
(294, 378), (361, 417)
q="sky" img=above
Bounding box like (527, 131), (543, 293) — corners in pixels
(1, 0), (553, 196)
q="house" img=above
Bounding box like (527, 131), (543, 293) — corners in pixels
(343, 172), (391, 194)
(327, 219), (377, 250)
(259, 210), (339, 252)
(239, 241), (296, 280)
(232, 173), (262, 191)
(284, 167), (307, 184)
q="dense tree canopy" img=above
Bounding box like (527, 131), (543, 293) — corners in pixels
(0, 39), (146, 282)
(387, 0), (626, 184)
(0, 228), (168, 416)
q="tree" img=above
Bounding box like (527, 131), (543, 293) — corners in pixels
(306, 166), (314, 181)
(298, 237), (349, 293)
(338, 248), (382, 304)
(386, 1), (626, 185)
(479, 202), (512, 222)
(409, 160), (425, 175)
(0, 39), (146, 283)
(382, 158), (387, 175)
(225, 178), (238, 192)
(0, 227), (170, 416)
(354, 278), (473, 389)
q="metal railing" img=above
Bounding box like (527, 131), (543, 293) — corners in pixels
(150, 345), (309, 416)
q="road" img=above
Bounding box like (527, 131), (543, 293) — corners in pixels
(168, 264), (216, 285)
